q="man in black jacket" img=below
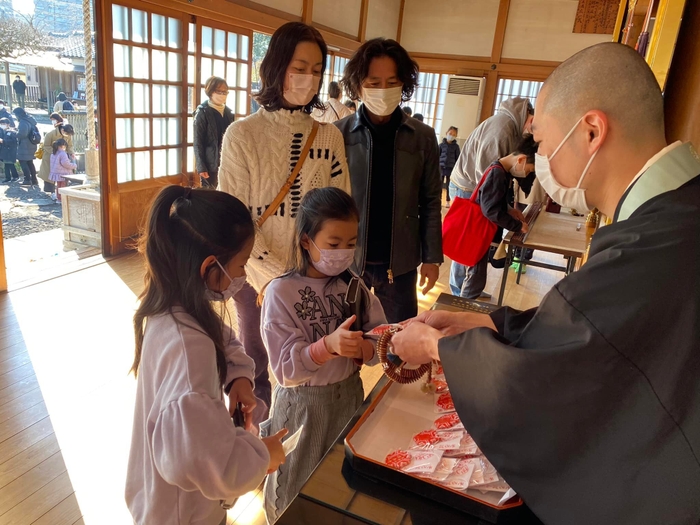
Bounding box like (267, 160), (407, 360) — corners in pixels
(12, 76), (26, 109)
(336, 38), (443, 323)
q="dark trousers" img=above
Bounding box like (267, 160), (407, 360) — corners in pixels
(232, 282), (271, 422)
(362, 263), (418, 323)
(18, 160), (37, 183)
(441, 167), (452, 201)
(4, 163), (18, 181)
(16, 94), (25, 109)
(43, 180), (55, 193)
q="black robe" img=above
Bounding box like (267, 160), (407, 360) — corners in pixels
(440, 174), (700, 524)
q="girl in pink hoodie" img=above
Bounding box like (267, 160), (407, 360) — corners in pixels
(49, 138), (76, 202)
(126, 186), (287, 525)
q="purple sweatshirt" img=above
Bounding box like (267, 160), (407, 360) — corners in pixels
(261, 274), (387, 387)
(49, 149), (76, 181)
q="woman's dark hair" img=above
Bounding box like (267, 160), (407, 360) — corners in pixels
(328, 81), (341, 99)
(255, 22), (328, 114)
(447, 126), (458, 134)
(57, 92), (67, 102)
(50, 113), (64, 123)
(344, 100), (356, 110)
(204, 76), (228, 99)
(131, 186), (255, 386)
(413, 113), (424, 122)
(52, 138), (68, 154)
(12, 107), (26, 119)
(342, 38), (419, 103)
(286, 187), (359, 278)
(60, 124), (75, 136)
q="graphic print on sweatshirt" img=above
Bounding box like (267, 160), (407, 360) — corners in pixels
(294, 286), (347, 342)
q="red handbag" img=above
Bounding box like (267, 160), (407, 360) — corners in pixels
(442, 166), (497, 266)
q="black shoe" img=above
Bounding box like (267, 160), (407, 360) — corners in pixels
(20, 180), (32, 186)
(1, 179), (10, 184)
(11, 177), (18, 182)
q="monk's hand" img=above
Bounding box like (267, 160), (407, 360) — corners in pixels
(392, 322), (442, 364)
(412, 310), (496, 337)
(419, 264), (440, 295)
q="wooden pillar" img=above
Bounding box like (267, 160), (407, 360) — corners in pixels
(302, 0), (313, 24)
(479, 70), (499, 123)
(664, 0), (700, 145)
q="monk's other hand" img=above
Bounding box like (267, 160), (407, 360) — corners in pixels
(413, 310), (497, 336)
(392, 322), (442, 364)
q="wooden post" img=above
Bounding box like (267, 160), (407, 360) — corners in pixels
(479, 70), (499, 123)
(0, 213), (7, 293)
(302, 0), (313, 24)
(358, 0), (369, 42)
(396, 0), (405, 43)
(491, 0), (511, 63)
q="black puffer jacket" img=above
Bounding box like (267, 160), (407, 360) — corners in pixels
(193, 100), (234, 187)
(14, 111), (37, 161)
(0, 129), (18, 163)
(335, 107), (443, 278)
(439, 138), (460, 171)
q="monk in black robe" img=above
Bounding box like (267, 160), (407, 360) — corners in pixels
(392, 42), (700, 525)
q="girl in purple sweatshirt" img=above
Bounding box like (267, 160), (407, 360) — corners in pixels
(126, 186), (287, 525)
(49, 138), (76, 202)
(260, 187), (387, 522)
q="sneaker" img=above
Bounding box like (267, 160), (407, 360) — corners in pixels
(20, 180), (32, 186)
(11, 177), (19, 182)
(1, 179), (10, 184)
(510, 262), (527, 274)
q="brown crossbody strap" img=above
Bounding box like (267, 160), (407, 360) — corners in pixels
(256, 120), (320, 227)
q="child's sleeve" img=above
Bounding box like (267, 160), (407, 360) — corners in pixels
(261, 282), (340, 386)
(152, 392), (269, 500)
(223, 326), (255, 389)
(479, 169), (522, 232)
(359, 289), (388, 367)
(60, 153), (77, 171)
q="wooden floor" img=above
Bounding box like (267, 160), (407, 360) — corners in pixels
(0, 245), (565, 524)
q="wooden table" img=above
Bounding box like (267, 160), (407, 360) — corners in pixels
(497, 208), (588, 306)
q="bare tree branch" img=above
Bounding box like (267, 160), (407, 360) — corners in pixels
(0, 17), (46, 60)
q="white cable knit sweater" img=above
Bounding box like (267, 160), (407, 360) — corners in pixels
(218, 108), (351, 291)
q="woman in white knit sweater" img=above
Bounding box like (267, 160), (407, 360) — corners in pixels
(218, 22), (350, 422)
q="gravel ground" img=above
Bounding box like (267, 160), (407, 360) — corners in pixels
(1, 179), (63, 239)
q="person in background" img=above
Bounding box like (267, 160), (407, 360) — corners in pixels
(39, 119), (75, 194)
(53, 92), (74, 113)
(218, 21), (350, 423)
(337, 38), (443, 323)
(344, 100), (357, 113)
(49, 138), (77, 203)
(193, 76), (234, 188)
(402, 106), (412, 117)
(449, 97), (534, 299)
(0, 100), (13, 122)
(13, 76), (26, 109)
(260, 187), (386, 522)
(312, 81), (353, 123)
(12, 107), (38, 186)
(456, 135), (538, 299)
(0, 118), (19, 183)
(413, 113), (424, 122)
(125, 186), (287, 525)
(439, 126), (460, 206)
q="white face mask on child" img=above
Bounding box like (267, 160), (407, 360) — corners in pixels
(205, 259), (246, 302)
(309, 238), (355, 276)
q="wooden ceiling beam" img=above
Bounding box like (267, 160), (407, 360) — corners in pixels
(302, 0), (313, 24)
(396, 0), (406, 43)
(358, 0), (369, 42)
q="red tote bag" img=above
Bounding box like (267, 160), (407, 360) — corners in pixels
(442, 166), (498, 266)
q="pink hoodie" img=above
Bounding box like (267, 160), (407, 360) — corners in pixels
(125, 309), (269, 525)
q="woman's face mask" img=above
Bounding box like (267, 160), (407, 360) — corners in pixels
(283, 74), (319, 107)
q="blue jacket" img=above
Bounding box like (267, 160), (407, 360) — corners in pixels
(0, 129), (18, 163)
(439, 138), (460, 170)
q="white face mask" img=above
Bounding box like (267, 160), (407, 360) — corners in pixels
(283, 74), (318, 107)
(205, 259), (246, 302)
(446, 134), (456, 142)
(309, 238), (355, 277)
(535, 116), (598, 212)
(361, 86), (402, 117)
(0, 125), (7, 131)
(509, 159), (527, 179)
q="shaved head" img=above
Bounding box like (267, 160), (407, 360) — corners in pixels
(539, 42), (664, 142)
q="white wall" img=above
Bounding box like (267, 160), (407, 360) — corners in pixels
(400, 0), (500, 56)
(249, 0), (303, 16)
(365, 0), (402, 41)
(502, 0), (612, 62)
(313, 0), (362, 36)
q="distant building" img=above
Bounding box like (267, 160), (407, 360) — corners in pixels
(33, 0), (84, 34)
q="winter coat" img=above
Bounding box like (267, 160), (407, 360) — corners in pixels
(38, 128), (74, 182)
(16, 115), (38, 161)
(0, 107), (13, 121)
(439, 138), (460, 171)
(193, 100), (234, 187)
(0, 129), (18, 163)
(451, 97), (532, 192)
(13, 80), (26, 95)
(49, 149), (77, 181)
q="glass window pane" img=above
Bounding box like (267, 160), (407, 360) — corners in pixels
(227, 90), (236, 114)
(213, 59), (225, 79)
(115, 118), (131, 149)
(187, 117), (194, 143)
(239, 63), (248, 89)
(168, 17), (181, 49)
(117, 152), (132, 182)
(167, 86), (180, 114)
(168, 52), (181, 82)
(169, 118), (180, 145)
(112, 5), (129, 40)
(132, 9), (148, 44)
(132, 47), (149, 79)
(152, 14), (166, 46)
(114, 82), (131, 114)
(134, 118), (149, 148)
(134, 151), (150, 180)
(152, 50), (166, 81)
(200, 88), (207, 106)
(188, 23), (196, 53)
(188, 86), (195, 113)
(240, 35), (249, 61)
(134, 83), (149, 113)
(113, 44), (129, 77)
(201, 57), (212, 84)
(237, 91), (246, 115)
(202, 26), (213, 55)
(214, 29), (226, 57)
(227, 32), (238, 59)
(226, 62), (237, 88)
(153, 85), (166, 113)
(188, 55), (195, 84)
(187, 146), (194, 173)
(153, 149), (166, 177)
(168, 148), (181, 175)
